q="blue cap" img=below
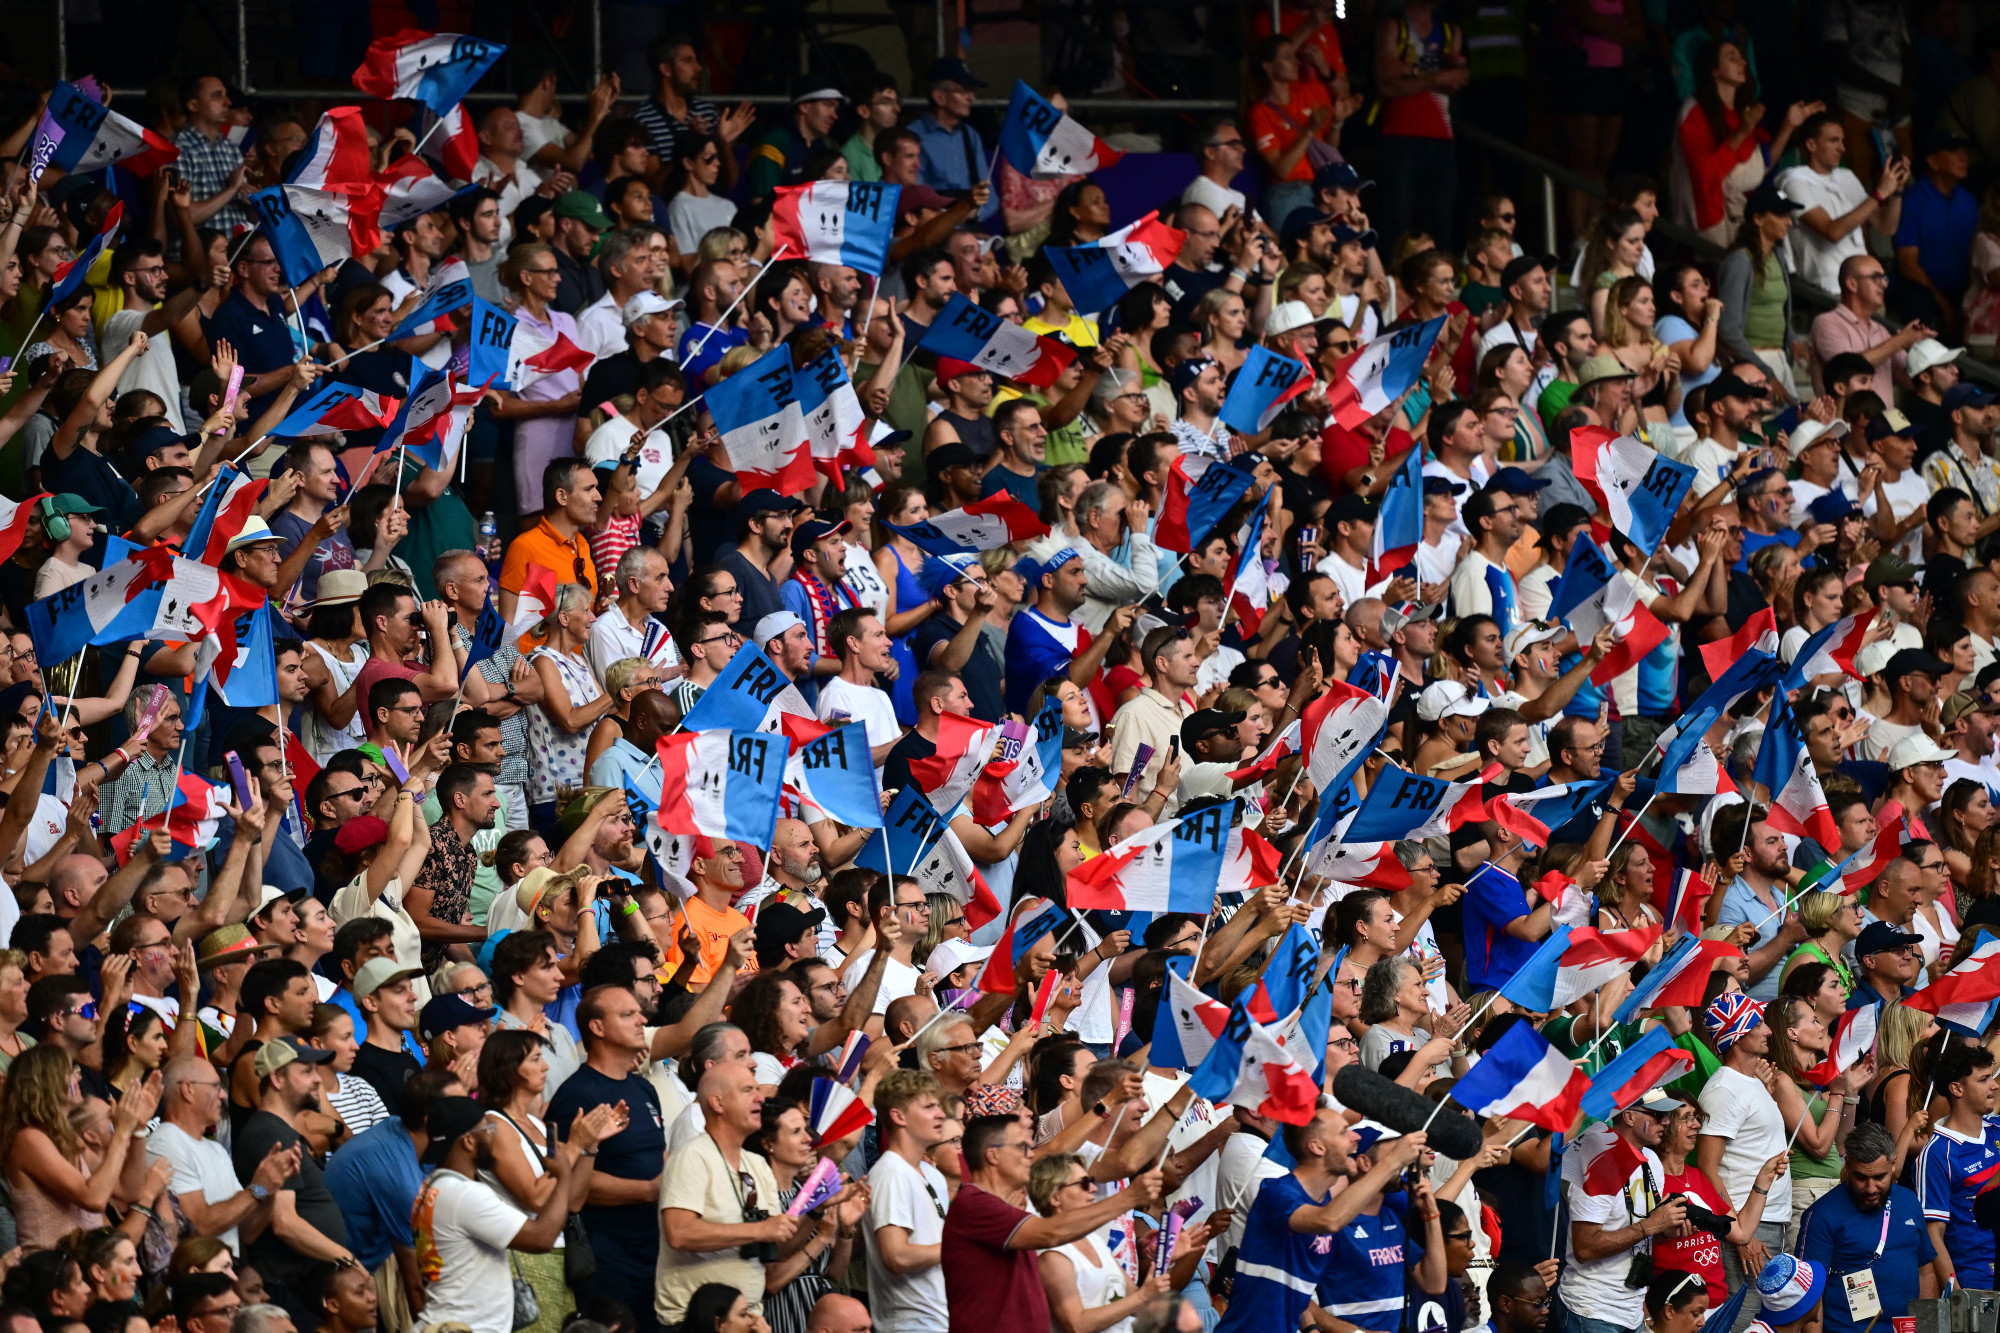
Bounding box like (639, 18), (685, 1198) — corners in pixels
(1423, 475), (1467, 497)
(1755, 1256), (1825, 1323)
(1169, 357), (1219, 396)
(1487, 466), (1550, 495)
(1331, 223), (1378, 250)
(1313, 162), (1373, 194)
(1808, 491), (1862, 524)
(1040, 546), (1081, 577)
(918, 553), (981, 598)
(1944, 381), (1998, 412)
(926, 57), (986, 89)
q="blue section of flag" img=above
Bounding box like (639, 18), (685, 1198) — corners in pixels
(1620, 450), (1697, 551)
(1580, 1026), (1685, 1121)
(468, 297), (518, 390)
(1151, 955), (1199, 1071)
(268, 382), (372, 438)
(245, 186), (338, 289)
(1375, 441), (1423, 559)
(1656, 650), (1782, 779)
(1177, 463), (1256, 554)
(213, 605), (277, 709)
(1451, 1021), (1563, 1113)
(180, 469), (242, 564)
(1548, 535), (1616, 624)
(464, 596), (505, 675)
(1342, 763), (1456, 842)
(678, 641), (795, 735)
(409, 38), (505, 117)
(1043, 241), (1138, 315)
(704, 344), (795, 436)
(996, 82), (1068, 175)
(827, 182), (898, 275)
(1496, 924), (1575, 1012)
(1218, 345), (1311, 435)
(856, 784), (958, 881)
(389, 270), (474, 340)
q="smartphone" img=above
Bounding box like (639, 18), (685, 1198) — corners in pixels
(224, 749), (252, 808)
(1167, 736), (1180, 765)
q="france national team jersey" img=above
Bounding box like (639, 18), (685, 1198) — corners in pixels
(1213, 1173), (1333, 1333)
(1919, 1114), (2000, 1287)
(1318, 1203), (1419, 1327)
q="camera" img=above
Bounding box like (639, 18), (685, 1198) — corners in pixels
(1666, 1193), (1733, 1241)
(739, 1204), (779, 1263)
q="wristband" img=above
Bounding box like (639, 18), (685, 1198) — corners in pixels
(1229, 268), (1249, 281)
(622, 900), (641, 916)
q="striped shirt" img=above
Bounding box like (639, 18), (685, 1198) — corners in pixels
(632, 96), (719, 170)
(329, 1071), (390, 1137)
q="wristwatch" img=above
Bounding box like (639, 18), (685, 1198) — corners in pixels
(1090, 1100), (1109, 1119)
(250, 1184), (270, 1201)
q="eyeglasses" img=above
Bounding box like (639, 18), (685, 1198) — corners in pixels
(896, 898), (931, 913)
(937, 1042), (981, 1055)
(1330, 1037), (1360, 1051)
(1444, 1231), (1474, 1242)
(328, 787), (366, 802)
(697, 632), (742, 648)
(1206, 138), (1245, 150)
(524, 265), (560, 277)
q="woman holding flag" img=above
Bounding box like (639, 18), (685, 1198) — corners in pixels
(1764, 994), (1866, 1227)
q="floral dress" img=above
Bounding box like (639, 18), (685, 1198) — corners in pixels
(525, 645), (602, 805)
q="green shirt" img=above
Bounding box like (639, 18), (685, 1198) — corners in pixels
(1545, 1014), (1642, 1079)
(1669, 1030), (1720, 1101)
(993, 386), (1089, 467)
(841, 132), (883, 183)
(1743, 252), (1789, 348)
(1790, 1087), (1842, 1179)
(1538, 379), (1580, 430)
(1461, 282), (1507, 318)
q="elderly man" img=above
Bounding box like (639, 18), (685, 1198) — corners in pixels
(588, 546), (677, 683)
(1069, 480), (1159, 634)
(909, 58), (995, 220)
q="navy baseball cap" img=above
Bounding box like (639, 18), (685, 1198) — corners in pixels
(1945, 382), (1998, 412)
(1313, 162), (1373, 194)
(1487, 466), (1551, 495)
(1169, 357), (1219, 396)
(1423, 475), (1466, 497)
(1808, 491), (1862, 524)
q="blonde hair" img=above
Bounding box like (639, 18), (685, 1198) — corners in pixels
(716, 345), (761, 379)
(0, 1045), (81, 1158)
(603, 656), (652, 698)
(500, 243), (555, 298)
(539, 583), (594, 637)
(1028, 1152), (1083, 1215)
(1796, 890), (1848, 936)
(1878, 1002), (1933, 1072)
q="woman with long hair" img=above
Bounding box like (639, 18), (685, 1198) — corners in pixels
(305, 1003), (389, 1137)
(526, 583), (614, 822)
(1940, 777), (1999, 900)
(1716, 190), (1799, 398)
(301, 587), (369, 764)
(1654, 263), (1724, 435)
(1930, 620), (1977, 699)
(1860, 1002), (1936, 1160)
(1780, 891), (1860, 996)
(751, 260), (815, 347)
(479, 829), (552, 931)
(488, 243), (584, 518)
(99, 1005), (168, 1098)
(1780, 960), (1850, 1030)
(751, 1097), (868, 1333)
(0, 1046), (158, 1251)
(1194, 288), (1249, 376)
(1579, 208), (1648, 335)
(734, 970), (814, 1091)
(1111, 284), (1176, 417)
(1476, 343), (1552, 462)
(1765, 994), (1866, 1220)
(870, 484), (941, 720)
(1333, 892), (1402, 974)
(1601, 276), (1682, 432)
(68, 1226), (142, 1306)
(1046, 181), (1111, 249)
(1030, 1153), (1171, 1333)
(682, 1284), (758, 1333)
(834, 478), (889, 617)
(1676, 41), (1793, 245)
(0, 947), (33, 1074)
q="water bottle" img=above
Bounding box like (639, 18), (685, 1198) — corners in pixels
(478, 511), (500, 577)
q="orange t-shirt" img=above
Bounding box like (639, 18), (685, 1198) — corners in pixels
(499, 517), (599, 598)
(658, 894), (754, 987)
(1247, 81), (1335, 184)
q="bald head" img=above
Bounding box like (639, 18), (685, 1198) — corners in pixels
(884, 993), (938, 1043)
(49, 854), (106, 914)
(1347, 597), (1387, 647)
(626, 688), (675, 749)
(807, 1294), (873, 1333)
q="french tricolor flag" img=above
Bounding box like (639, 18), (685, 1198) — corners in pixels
(1505, 778), (1614, 842)
(1368, 442), (1424, 584)
(289, 107), (373, 189)
(1800, 1005), (1879, 1087)
(1907, 935), (2000, 1033)
(1847, 815), (1910, 890)
(1221, 821), (1285, 897)
(1325, 314), (1445, 429)
(1068, 803), (1235, 914)
(1756, 702), (1840, 852)
(1227, 506), (1273, 636)
(1499, 922), (1661, 1012)
(182, 469), (267, 567)
(1549, 534), (1670, 686)
(906, 711), (1001, 815)
(418, 103), (482, 182)
(1785, 609), (1876, 690)
(40, 81), (178, 177)
(1657, 739), (1737, 798)
(1663, 867), (1715, 934)
(654, 728), (786, 851)
(1450, 1022), (1590, 1133)
(1188, 1009), (1319, 1125)
(1218, 345), (1316, 436)
(1225, 717), (1301, 785)
(1319, 840), (1413, 890)
(376, 152), (459, 229)
(885, 493), (1048, 558)
(1301, 680), (1392, 827)
(797, 347), (874, 485)
(708, 345), (815, 495)
(772, 181), (901, 278)
(0, 496), (41, 566)
(680, 641), (825, 739)
(1342, 762), (1485, 843)
(377, 361), (477, 470)
(246, 183), (383, 290)
(1610, 935), (1743, 1022)
(109, 775), (234, 864)
(352, 29), (507, 118)
(269, 382), (400, 439)
(1155, 456), (1254, 554)
(1699, 608), (1779, 685)
(918, 294), (1075, 388)
(1044, 211), (1186, 315)
(1570, 426), (1697, 552)
(998, 81), (1124, 179)
(1579, 1026), (1696, 1121)
(1151, 963), (1229, 1072)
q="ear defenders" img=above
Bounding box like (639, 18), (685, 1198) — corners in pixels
(34, 497), (67, 545)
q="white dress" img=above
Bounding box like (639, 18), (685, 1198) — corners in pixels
(304, 640), (370, 764)
(525, 646), (603, 806)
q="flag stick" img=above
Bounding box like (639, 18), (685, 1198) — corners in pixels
(225, 222), (262, 268)
(1786, 1098), (1812, 1153)
(1502, 1122), (1533, 1150)
(14, 305), (47, 360)
(1550, 1203), (1563, 1261)
(50, 649), (82, 738)
(410, 114), (449, 159)
(687, 242), (793, 358)
(1604, 792), (1658, 859)
(1186, 901), (1219, 977)
(326, 332), (395, 367)
(857, 274), (879, 343)
(904, 989), (971, 1048)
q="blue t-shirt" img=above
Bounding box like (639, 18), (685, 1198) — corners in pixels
(678, 322), (748, 388)
(324, 1118), (425, 1269)
(1463, 864), (1540, 991)
(979, 461), (1045, 510)
(1797, 1181), (1935, 1333)
(1654, 313), (1718, 429)
(1318, 1203), (1420, 1327)
(1214, 1172), (1332, 1333)
(1895, 178), (1981, 298)
(1714, 876), (1791, 1001)
(1918, 1114), (2000, 1288)
(912, 612), (1005, 723)
(201, 291), (301, 419)
(547, 1064), (667, 1279)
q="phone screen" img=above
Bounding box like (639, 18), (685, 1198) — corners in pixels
(224, 750), (252, 808)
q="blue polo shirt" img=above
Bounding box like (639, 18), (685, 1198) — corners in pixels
(1462, 864), (1540, 991)
(1918, 1114), (2000, 1288)
(1797, 1181), (1934, 1333)
(324, 1118), (424, 1269)
(1895, 178), (1980, 298)
(1213, 1172), (1332, 1333)
(201, 290), (299, 419)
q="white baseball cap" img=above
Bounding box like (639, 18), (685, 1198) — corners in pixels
(1785, 418), (1848, 460)
(928, 939), (993, 980)
(1416, 680), (1491, 723)
(1266, 301), (1315, 337)
(1907, 338), (1964, 380)
(753, 611), (805, 647)
(622, 290), (682, 328)
(1887, 733), (1955, 771)
(1503, 621), (1564, 662)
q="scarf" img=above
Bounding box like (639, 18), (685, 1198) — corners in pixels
(794, 570), (855, 660)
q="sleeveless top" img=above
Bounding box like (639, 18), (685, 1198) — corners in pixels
(1051, 1232), (1133, 1333)
(1381, 14), (1456, 140)
(936, 409), (1000, 461)
(482, 1111), (565, 1248)
(12, 1152), (102, 1253)
(303, 641), (369, 764)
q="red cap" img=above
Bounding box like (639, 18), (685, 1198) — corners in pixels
(333, 816), (389, 855)
(934, 357), (986, 386)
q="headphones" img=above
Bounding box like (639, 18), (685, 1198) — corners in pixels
(34, 498), (67, 545)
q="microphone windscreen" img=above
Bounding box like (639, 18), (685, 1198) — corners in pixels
(1330, 1063), (1486, 1161)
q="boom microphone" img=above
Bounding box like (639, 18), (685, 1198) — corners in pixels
(1331, 1064), (1485, 1161)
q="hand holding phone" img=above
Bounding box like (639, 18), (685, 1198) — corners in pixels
(224, 750), (252, 808)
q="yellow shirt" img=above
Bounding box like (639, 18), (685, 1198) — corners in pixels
(1025, 310), (1099, 348)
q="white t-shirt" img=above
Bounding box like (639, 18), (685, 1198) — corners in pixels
(517, 111), (573, 166)
(1559, 1126), (1664, 1327)
(1697, 1064), (1792, 1221)
(864, 1152), (950, 1333)
(841, 948), (921, 1015)
(1780, 164), (1873, 297)
(1862, 468), (1932, 564)
(104, 309), (186, 431)
(1316, 551), (1387, 609)
(1685, 437), (1742, 496)
(148, 1122), (244, 1255)
(1215, 1131), (1288, 1258)
(412, 1169), (527, 1333)
(330, 876), (434, 1007)
(1181, 175), (1247, 221)
(817, 676), (900, 782)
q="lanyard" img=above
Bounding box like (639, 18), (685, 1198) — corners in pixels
(1871, 1202), (1893, 1260)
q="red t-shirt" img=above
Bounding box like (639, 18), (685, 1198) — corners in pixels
(352, 656), (421, 723)
(1655, 1165), (1732, 1303)
(1247, 81), (1335, 183)
(942, 1183), (1048, 1333)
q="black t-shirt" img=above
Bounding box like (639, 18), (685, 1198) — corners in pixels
(547, 1064), (666, 1274)
(234, 1110), (348, 1283)
(882, 731), (936, 795)
(1278, 468), (1331, 527)
(350, 1042), (422, 1116)
(686, 455), (739, 566)
(716, 547), (786, 637)
(1160, 263), (1229, 326)
(580, 351), (641, 409)
(911, 613), (1005, 723)
(1926, 552), (1970, 623)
